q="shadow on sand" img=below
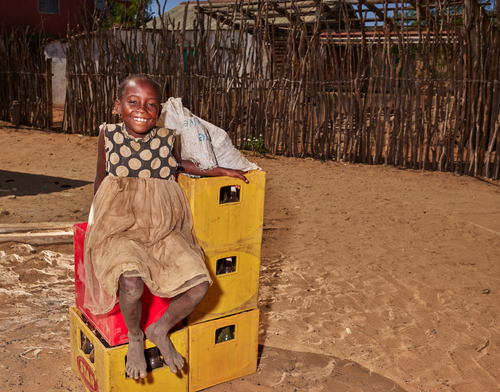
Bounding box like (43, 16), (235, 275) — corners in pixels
(0, 170), (92, 197)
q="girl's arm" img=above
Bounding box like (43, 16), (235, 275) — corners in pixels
(173, 139), (249, 183)
(94, 129), (107, 194)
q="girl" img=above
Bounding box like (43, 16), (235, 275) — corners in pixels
(84, 74), (247, 380)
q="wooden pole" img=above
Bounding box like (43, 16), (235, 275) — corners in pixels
(46, 58), (53, 130)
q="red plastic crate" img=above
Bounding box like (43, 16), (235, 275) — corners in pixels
(74, 222), (178, 347)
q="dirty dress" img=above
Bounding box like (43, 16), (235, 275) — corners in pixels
(83, 123), (211, 315)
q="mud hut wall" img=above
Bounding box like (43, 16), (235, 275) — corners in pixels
(44, 41), (67, 108)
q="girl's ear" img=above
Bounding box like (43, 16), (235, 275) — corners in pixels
(114, 99), (122, 115)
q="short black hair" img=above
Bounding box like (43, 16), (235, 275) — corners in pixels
(116, 74), (162, 101)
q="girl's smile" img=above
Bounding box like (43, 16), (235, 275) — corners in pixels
(114, 79), (160, 138)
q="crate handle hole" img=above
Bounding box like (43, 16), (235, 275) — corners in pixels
(80, 330), (95, 363)
(219, 185), (240, 204)
(215, 325), (235, 343)
(216, 256), (236, 275)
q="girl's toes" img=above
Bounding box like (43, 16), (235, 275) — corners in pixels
(175, 356), (184, 370)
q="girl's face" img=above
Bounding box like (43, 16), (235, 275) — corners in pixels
(114, 79), (160, 138)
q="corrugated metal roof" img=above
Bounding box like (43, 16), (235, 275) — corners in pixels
(146, 0), (354, 31)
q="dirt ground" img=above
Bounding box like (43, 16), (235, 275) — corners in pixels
(1, 121), (500, 392)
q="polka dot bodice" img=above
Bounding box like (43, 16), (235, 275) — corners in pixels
(102, 123), (178, 180)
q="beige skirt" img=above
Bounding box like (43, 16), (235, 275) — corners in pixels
(83, 175), (212, 315)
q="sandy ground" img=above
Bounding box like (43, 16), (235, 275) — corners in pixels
(1, 121), (500, 392)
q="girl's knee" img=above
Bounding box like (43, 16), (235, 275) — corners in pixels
(119, 275), (144, 300)
(200, 281), (210, 295)
(191, 281), (209, 301)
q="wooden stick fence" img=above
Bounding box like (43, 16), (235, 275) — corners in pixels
(0, 31), (51, 129)
(2, 0), (500, 179)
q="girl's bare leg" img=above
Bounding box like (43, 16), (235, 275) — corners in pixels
(146, 280), (209, 373)
(118, 275), (147, 379)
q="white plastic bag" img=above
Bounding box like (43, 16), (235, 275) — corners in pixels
(198, 117), (260, 172)
(159, 98), (260, 172)
(160, 98), (218, 171)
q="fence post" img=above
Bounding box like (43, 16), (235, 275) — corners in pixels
(10, 101), (21, 126)
(46, 58), (53, 130)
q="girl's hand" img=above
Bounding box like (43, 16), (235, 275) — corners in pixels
(217, 168), (249, 183)
(178, 158), (249, 183)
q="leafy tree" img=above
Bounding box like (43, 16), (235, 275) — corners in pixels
(105, 0), (154, 26)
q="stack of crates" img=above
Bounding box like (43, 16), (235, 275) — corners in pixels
(70, 170), (265, 392)
(178, 170), (265, 391)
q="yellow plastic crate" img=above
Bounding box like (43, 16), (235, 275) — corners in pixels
(70, 307), (189, 392)
(177, 170), (266, 251)
(188, 308), (259, 392)
(187, 242), (261, 325)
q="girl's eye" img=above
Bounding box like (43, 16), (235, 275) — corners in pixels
(128, 100), (137, 104)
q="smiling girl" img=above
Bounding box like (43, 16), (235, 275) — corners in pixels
(84, 74), (247, 380)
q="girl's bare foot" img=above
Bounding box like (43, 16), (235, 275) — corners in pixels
(143, 281), (208, 374)
(145, 323), (184, 373)
(125, 331), (147, 379)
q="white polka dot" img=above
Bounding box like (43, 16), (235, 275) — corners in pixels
(160, 166), (171, 178)
(129, 158), (141, 170)
(159, 146), (169, 158)
(110, 153), (120, 165)
(168, 157), (177, 167)
(130, 141), (141, 151)
(140, 150), (152, 161)
(150, 138), (160, 150)
(105, 137), (113, 151)
(151, 157), (161, 170)
(167, 134), (174, 145)
(116, 166), (129, 177)
(120, 145), (132, 157)
(157, 128), (168, 137)
(113, 132), (124, 144)
(139, 169), (151, 179)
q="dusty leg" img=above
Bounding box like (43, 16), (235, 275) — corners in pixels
(119, 275), (147, 379)
(146, 280), (209, 373)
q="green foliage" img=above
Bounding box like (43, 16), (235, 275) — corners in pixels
(105, 0), (154, 26)
(242, 134), (269, 156)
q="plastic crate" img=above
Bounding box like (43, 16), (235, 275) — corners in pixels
(177, 170), (266, 252)
(188, 308), (259, 392)
(74, 223), (177, 346)
(186, 242), (261, 325)
(70, 307), (189, 392)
